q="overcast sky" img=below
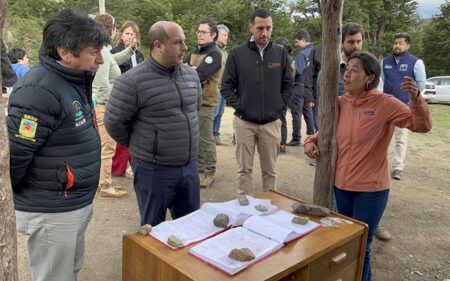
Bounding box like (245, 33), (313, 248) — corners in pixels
(416, 0), (445, 18)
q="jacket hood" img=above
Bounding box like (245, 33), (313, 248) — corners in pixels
(39, 54), (94, 85)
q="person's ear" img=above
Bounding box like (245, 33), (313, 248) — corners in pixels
(57, 47), (72, 64)
(248, 23), (253, 33)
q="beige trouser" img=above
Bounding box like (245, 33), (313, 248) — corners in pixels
(233, 116), (281, 195)
(393, 127), (409, 171)
(96, 104), (116, 189)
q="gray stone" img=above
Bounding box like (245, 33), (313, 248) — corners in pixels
(238, 195), (249, 206)
(228, 248), (255, 262)
(167, 235), (183, 248)
(213, 213), (230, 228)
(291, 202), (330, 217)
(138, 224), (152, 235)
(292, 216), (309, 225)
(255, 205), (268, 212)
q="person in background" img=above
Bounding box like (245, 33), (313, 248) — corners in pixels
(110, 21), (145, 179)
(7, 9), (109, 280)
(1, 40), (17, 104)
(221, 8), (293, 195)
(105, 21), (202, 226)
(273, 36), (294, 154)
(304, 52), (432, 281)
(381, 32), (426, 181)
(286, 29), (314, 147)
(304, 43), (322, 132)
(93, 14), (137, 199)
(212, 24), (230, 146)
(186, 19), (223, 188)
(8, 47), (30, 80)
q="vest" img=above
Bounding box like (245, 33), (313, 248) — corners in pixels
(383, 52), (418, 104)
(190, 43), (223, 107)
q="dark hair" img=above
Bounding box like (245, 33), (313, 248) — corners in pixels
(148, 23), (170, 50)
(274, 37), (292, 55)
(94, 14), (115, 38)
(347, 51), (380, 90)
(394, 32), (411, 44)
(116, 21), (141, 49)
(41, 9), (110, 60)
(199, 19), (218, 41)
(295, 29), (310, 41)
(342, 22), (364, 43)
(8, 48), (26, 63)
(251, 8), (272, 23)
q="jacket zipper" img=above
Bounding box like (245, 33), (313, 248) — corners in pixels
(172, 70), (191, 165)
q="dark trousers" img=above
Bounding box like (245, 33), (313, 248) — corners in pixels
(290, 84), (315, 140)
(312, 95), (319, 131)
(334, 186), (389, 281)
(280, 105), (287, 145)
(131, 157), (200, 226)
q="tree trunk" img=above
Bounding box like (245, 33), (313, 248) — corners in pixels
(0, 0), (19, 280)
(313, 0), (343, 208)
(99, 0), (105, 14)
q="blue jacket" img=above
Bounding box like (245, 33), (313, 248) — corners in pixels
(383, 52), (418, 104)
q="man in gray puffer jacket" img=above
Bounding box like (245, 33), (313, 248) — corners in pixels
(105, 21), (202, 226)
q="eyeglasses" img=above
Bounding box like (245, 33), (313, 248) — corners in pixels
(196, 30), (210, 36)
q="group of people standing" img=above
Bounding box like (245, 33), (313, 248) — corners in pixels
(4, 6), (431, 281)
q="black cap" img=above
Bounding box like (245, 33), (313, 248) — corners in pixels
(295, 29), (310, 41)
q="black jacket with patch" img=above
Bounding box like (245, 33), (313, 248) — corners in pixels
(221, 39), (293, 124)
(7, 54), (100, 213)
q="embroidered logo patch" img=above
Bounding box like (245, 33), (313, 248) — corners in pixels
(363, 111), (374, 116)
(204, 56), (213, 64)
(267, 63), (281, 68)
(399, 64), (408, 71)
(73, 101), (86, 127)
(17, 114), (38, 141)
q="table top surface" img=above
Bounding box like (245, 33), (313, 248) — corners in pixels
(124, 190), (367, 281)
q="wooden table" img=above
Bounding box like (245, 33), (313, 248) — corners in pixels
(123, 190), (368, 281)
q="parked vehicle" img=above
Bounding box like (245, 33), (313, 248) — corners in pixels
(422, 76), (450, 104)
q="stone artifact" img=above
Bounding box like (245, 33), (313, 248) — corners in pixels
(254, 205), (268, 212)
(228, 248), (256, 262)
(138, 224), (152, 235)
(291, 216), (309, 225)
(238, 195), (249, 206)
(213, 213), (230, 228)
(167, 235), (184, 248)
(292, 202), (330, 217)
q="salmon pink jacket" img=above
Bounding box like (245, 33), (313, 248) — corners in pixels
(305, 89), (432, 192)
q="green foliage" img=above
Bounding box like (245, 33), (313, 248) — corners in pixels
(2, 0), (446, 77)
(420, 2), (450, 77)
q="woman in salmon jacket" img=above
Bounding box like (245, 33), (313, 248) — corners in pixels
(304, 52), (432, 281)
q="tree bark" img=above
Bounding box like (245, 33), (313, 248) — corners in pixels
(313, 0), (343, 208)
(0, 0), (19, 280)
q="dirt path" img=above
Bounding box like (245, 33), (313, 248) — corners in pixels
(17, 105), (450, 281)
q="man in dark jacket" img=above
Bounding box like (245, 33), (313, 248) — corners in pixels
(221, 8), (293, 195)
(7, 9), (109, 281)
(105, 21), (202, 226)
(1, 40), (17, 103)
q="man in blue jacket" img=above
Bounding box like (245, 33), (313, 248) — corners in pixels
(7, 9), (109, 281)
(221, 8), (293, 195)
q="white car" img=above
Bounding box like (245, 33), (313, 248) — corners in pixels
(422, 76), (450, 104)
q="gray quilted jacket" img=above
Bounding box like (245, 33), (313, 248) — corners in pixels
(105, 56), (202, 166)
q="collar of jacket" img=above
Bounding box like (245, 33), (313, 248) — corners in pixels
(195, 41), (218, 54)
(247, 39), (272, 52)
(148, 54), (180, 75)
(342, 89), (382, 106)
(39, 53), (94, 85)
(217, 41), (226, 50)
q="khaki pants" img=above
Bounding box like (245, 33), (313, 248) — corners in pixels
(233, 116), (281, 195)
(96, 104), (116, 189)
(393, 127), (409, 171)
(197, 105), (216, 175)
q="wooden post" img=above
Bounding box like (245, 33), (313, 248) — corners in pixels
(313, 0), (343, 208)
(0, 0), (19, 280)
(99, 0), (105, 14)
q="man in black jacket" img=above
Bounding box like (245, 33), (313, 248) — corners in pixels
(221, 8), (293, 195)
(7, 9), (109, 281)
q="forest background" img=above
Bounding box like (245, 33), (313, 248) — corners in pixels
(3, 0), (450, 77)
